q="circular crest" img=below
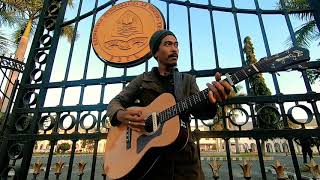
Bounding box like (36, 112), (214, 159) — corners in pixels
(92, 1), (165, 67)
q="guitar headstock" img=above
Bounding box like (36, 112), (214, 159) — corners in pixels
(258, 47), (310, 72)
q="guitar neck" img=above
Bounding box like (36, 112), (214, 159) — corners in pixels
(158, 60), (268, 124)
(157, 46), (310, 124)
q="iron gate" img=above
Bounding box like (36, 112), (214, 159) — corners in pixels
(0, 0), (320, 179)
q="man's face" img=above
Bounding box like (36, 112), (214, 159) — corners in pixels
(155, 35), (179, 67)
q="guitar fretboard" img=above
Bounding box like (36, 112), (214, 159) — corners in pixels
(156, 59), (268, 124)
(153, 47), (307, 124)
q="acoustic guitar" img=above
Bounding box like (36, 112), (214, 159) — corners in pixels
(104, 47), (310, 179)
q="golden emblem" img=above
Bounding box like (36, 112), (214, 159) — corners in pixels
(92, 1), (165, 67)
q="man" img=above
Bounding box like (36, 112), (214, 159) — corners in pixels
(300, 137), (313, 164)
(106, 30), (231, 180)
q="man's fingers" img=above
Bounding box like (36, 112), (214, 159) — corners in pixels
(207, 83), (221, 102)
(129, 121), (145, 126)
(215, 72), (221, 81)
(213, 81), (228, 100)
(208, 91), (216, 104)
(221, 81), (232, 94)
(128, 110), (142, 116)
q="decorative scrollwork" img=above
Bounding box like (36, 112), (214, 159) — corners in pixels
(0, 55), (25, 72)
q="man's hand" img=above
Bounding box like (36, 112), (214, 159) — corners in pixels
(116, 109), (145, 132)
(207, 72), (232, 104)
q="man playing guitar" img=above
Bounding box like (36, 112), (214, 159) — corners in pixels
(106, 29), (231, 180)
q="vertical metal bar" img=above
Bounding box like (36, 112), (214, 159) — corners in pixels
(91, 139), (99, 179)
(207, 0), (219, 68)
(253, 0), (272, 56)
(0, 80), (18, 135)
(230, 0), (245, 66)
(0, 68), (9, 109)
(1, 70), (15, 112)
(254, 0), (282, 95)
(249, 104), (266, 180)
(279, 0), (313, 93)
(44, 139), (58, 179)
(166, 1), (170, 30)
(221, 106), (233, 179)
(278, 1), (304, 179)
(225, 138), (233, 180)
(58, 1), (84, 177)
(310, 102), (320, 126)
(67, 139), (77, 180)
(82, 0), (99, 80)
(186, 1), (195, 71)
(90, 122), (100, 179)
(308, 0), (320, 32)
(230, 0), (251, 94)
(18, 0), (69, 177)
(59, 0), (84, 108)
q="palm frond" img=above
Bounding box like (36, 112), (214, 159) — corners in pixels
(0, 29), (16, 54)
(13, 20), (27, 44)
(61, 23), (79, 43)
(0, 10), (16, 27)
(277, 0), (313, 21)
(294, 20), (317, 47)
(284, 20), (318, 47)
(67, 0), (75, 8)
(306, 68), (320, 84)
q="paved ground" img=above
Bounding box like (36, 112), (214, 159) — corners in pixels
(8, 153), (319, 180)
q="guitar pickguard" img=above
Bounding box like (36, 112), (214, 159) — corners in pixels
(136, 123), (164, 153)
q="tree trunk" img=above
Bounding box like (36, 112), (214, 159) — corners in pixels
(0, 18), (33, 112)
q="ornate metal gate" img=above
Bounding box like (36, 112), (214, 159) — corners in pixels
(0, 0), (320, 179)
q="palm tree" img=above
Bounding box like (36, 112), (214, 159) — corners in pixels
(2, 0), (76, 60)
(278, 0), (320, 84)
(0, 0), (78, 112)
(278, 0), (319, 48)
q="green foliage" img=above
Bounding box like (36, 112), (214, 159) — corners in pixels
(306, 67), (320, 84)
(278, 0), (319, 48)
(58, 143), (71, 153)
(81, 139), (95, 149)
(243, 36), (282, 130)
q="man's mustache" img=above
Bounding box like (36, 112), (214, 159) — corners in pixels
(168, 53), (178, 58)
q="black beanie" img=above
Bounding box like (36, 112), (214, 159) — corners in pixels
(149, 30), (176, 56)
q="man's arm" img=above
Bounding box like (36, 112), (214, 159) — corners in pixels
(106, 74), (143, 126)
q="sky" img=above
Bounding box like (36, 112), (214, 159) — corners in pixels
(1, 0), (319, 128)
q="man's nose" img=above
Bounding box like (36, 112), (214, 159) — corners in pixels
(171, 45), (178, 52)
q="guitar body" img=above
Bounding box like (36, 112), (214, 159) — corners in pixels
(104, 93), (189, 179)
